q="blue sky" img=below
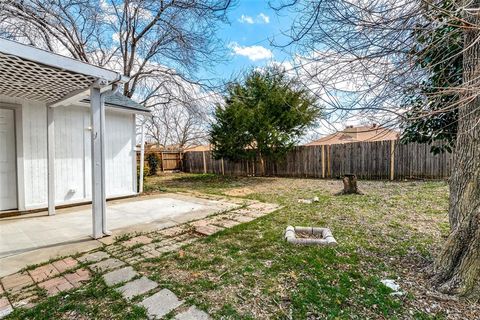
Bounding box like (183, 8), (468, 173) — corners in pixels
(200, 0), (295, 81)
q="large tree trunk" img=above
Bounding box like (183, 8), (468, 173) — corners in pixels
(431, 1), (480, 299)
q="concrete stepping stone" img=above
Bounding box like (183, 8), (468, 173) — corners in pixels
(0, 297), (13, 319)
(116, 276), (157, 300)
(52, 257), (78, 273)
(122, 235), (153, 248)
(1, 272), (34, 294)
(64, 268), (91, 288)
(230, 215), (256, 223)
(90, 258), (125, 273)
(175, 306), (211, 320)
(28, 264), (60, 282)
(213, 219), (242, 228)
(195, 224), (224, 236)
(158, 226), (187, 237)
(11, 294), (37, 310)
(139, 288), (183, 319)
(38, 276), (74, 296)
(78, 251), (110, 263)
(103, 267), (138, 287)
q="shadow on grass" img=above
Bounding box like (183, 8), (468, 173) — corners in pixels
(145, 173), (273, 195)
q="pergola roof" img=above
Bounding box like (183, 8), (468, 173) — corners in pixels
(0, 38), (127, 103)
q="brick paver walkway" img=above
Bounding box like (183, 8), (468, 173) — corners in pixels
(0, 197), (279, 319)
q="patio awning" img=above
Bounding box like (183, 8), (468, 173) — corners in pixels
(0, 37), (131, 239)
(0, 38), (127, 103)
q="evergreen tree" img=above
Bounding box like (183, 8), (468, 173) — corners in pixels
(210, 67), (321, 168)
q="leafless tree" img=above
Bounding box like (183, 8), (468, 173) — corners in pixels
(0, 0), (233, 95)
(142, 75), (215, 148)
(0, 0), (233, 148)
(272, 0), (480, 299)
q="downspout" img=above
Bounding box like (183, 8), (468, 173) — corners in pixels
(139, 117), (145, 193)
(98, 83), (121, 236)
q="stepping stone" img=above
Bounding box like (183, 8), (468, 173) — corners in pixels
(158, 226), (187, 237)
(232, 216), (256, 223)
(52, 257), (78, 273)
(190, 220), (209, 228)
(12, 294), (38, 309)
(78, 251), (110, 263)
(0, 297), (13, 319)
(90, 258), (125, 273)
(139, 289), (183, 318)
(1, 272), (34, 293)
(64, 268), (91, 288)
(213, 219), (242, 228)
(38, 276), (74, 296)
(28, 263), (59, 282)
(116, 277), (157, 300)
(195, 225), (224, 236)
(175, 306), (211, 320)
(122, 235), (153, 248)
(103, 267), (138, 287)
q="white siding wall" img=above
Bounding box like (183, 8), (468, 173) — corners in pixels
(105, 111), (136, 197)
(54, 107), (88, 202)
(53, 106), (135, 203)
(0, 95), (137, 210)
(22, 101), (48, 207)
(53, 106), (136, 204)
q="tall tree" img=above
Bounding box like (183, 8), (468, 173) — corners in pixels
(430, 0), (480, 297)
(272, 0), (480, 298)
(400, 0), (461, 154)
(210, 67), (320, 171)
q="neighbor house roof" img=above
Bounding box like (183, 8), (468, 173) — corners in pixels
(183, 145), (212, 152)
(305, 124), (399, 146)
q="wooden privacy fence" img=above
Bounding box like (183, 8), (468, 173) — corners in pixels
(183, 140), (454, 180)
(137, 151), (183, 172)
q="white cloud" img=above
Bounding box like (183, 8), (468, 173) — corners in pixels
(257, 13), (270, 24)
(238, 14), (254, 24)
(238, 13), (270, 24)
(228, 42), (274, 61)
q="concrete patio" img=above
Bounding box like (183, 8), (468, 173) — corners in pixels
(0, 194), (238, 277)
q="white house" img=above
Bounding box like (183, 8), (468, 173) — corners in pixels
(0, 38), (149, 238)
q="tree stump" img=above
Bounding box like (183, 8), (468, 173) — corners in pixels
(339, 174), (362, 195)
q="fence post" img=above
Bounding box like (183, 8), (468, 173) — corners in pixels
(202, 151), (207, 174)
(321, 145), (325, 178)
(160, 152), (164, 172)
(390, 140), (395, 180)
(327, 145), (331, 178)
(221, 157), (225, 175)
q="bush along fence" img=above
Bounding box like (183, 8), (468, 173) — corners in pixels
(182, 140), (454, 180)
(136, 151), (183, 173)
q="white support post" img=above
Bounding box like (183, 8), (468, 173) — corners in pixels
(90, 86), (105, 239)
(47, 107), (55, 216)
(99, 92), (110, 236)
(139, 121), (145, 193)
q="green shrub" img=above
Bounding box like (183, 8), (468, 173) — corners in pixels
(146, 153), (159, 176)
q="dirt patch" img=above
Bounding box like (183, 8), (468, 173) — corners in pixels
(223, 187), (255, 197)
